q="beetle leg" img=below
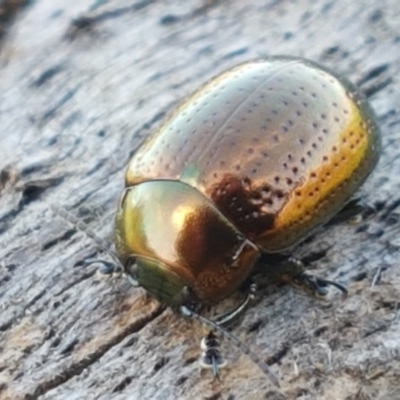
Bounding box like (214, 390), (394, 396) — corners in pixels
(286, 257), (347, 298)
(259, 256), (347, 298)
(199, 284), (257, 379)
(199, 330), (227, 379)
(81, 259), (122, 278)
(181, 305), (280, 387)
(291, 271), (348, 298)
(212, 283), (257, 327)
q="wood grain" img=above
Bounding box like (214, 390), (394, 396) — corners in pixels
(0, 1), (399, 399)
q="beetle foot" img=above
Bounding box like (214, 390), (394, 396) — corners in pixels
(292, 272), (348, 298)
(88, 260), (122, 279)
(200, 331), (227, 379)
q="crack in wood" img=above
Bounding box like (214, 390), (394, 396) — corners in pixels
(23, 304), (165, 400)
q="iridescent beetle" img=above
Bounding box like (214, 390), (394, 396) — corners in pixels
(80, 57), (380, 386)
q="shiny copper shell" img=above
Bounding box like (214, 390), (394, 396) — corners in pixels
(126, 57), (380, 251)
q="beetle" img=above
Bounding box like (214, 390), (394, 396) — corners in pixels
(112, 56), (380, 384)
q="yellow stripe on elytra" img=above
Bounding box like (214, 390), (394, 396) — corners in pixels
(274, 101), (369, 231)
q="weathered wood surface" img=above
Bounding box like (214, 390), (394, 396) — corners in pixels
(0, 0), (399, 399)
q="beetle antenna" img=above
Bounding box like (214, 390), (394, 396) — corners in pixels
(180, 305), (280, 388)
(50, 204), (123, 271)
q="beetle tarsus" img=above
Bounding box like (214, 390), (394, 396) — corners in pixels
(93, 260), (121, 276)
(180, 305), (281, 388)
(258, 255), (347, 298)
(200, 331), (227, 379)
(81, 259), (122, 279)
(292, 272), (348, 298)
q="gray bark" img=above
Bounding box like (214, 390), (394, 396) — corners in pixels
(0, 0), (399, 399)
